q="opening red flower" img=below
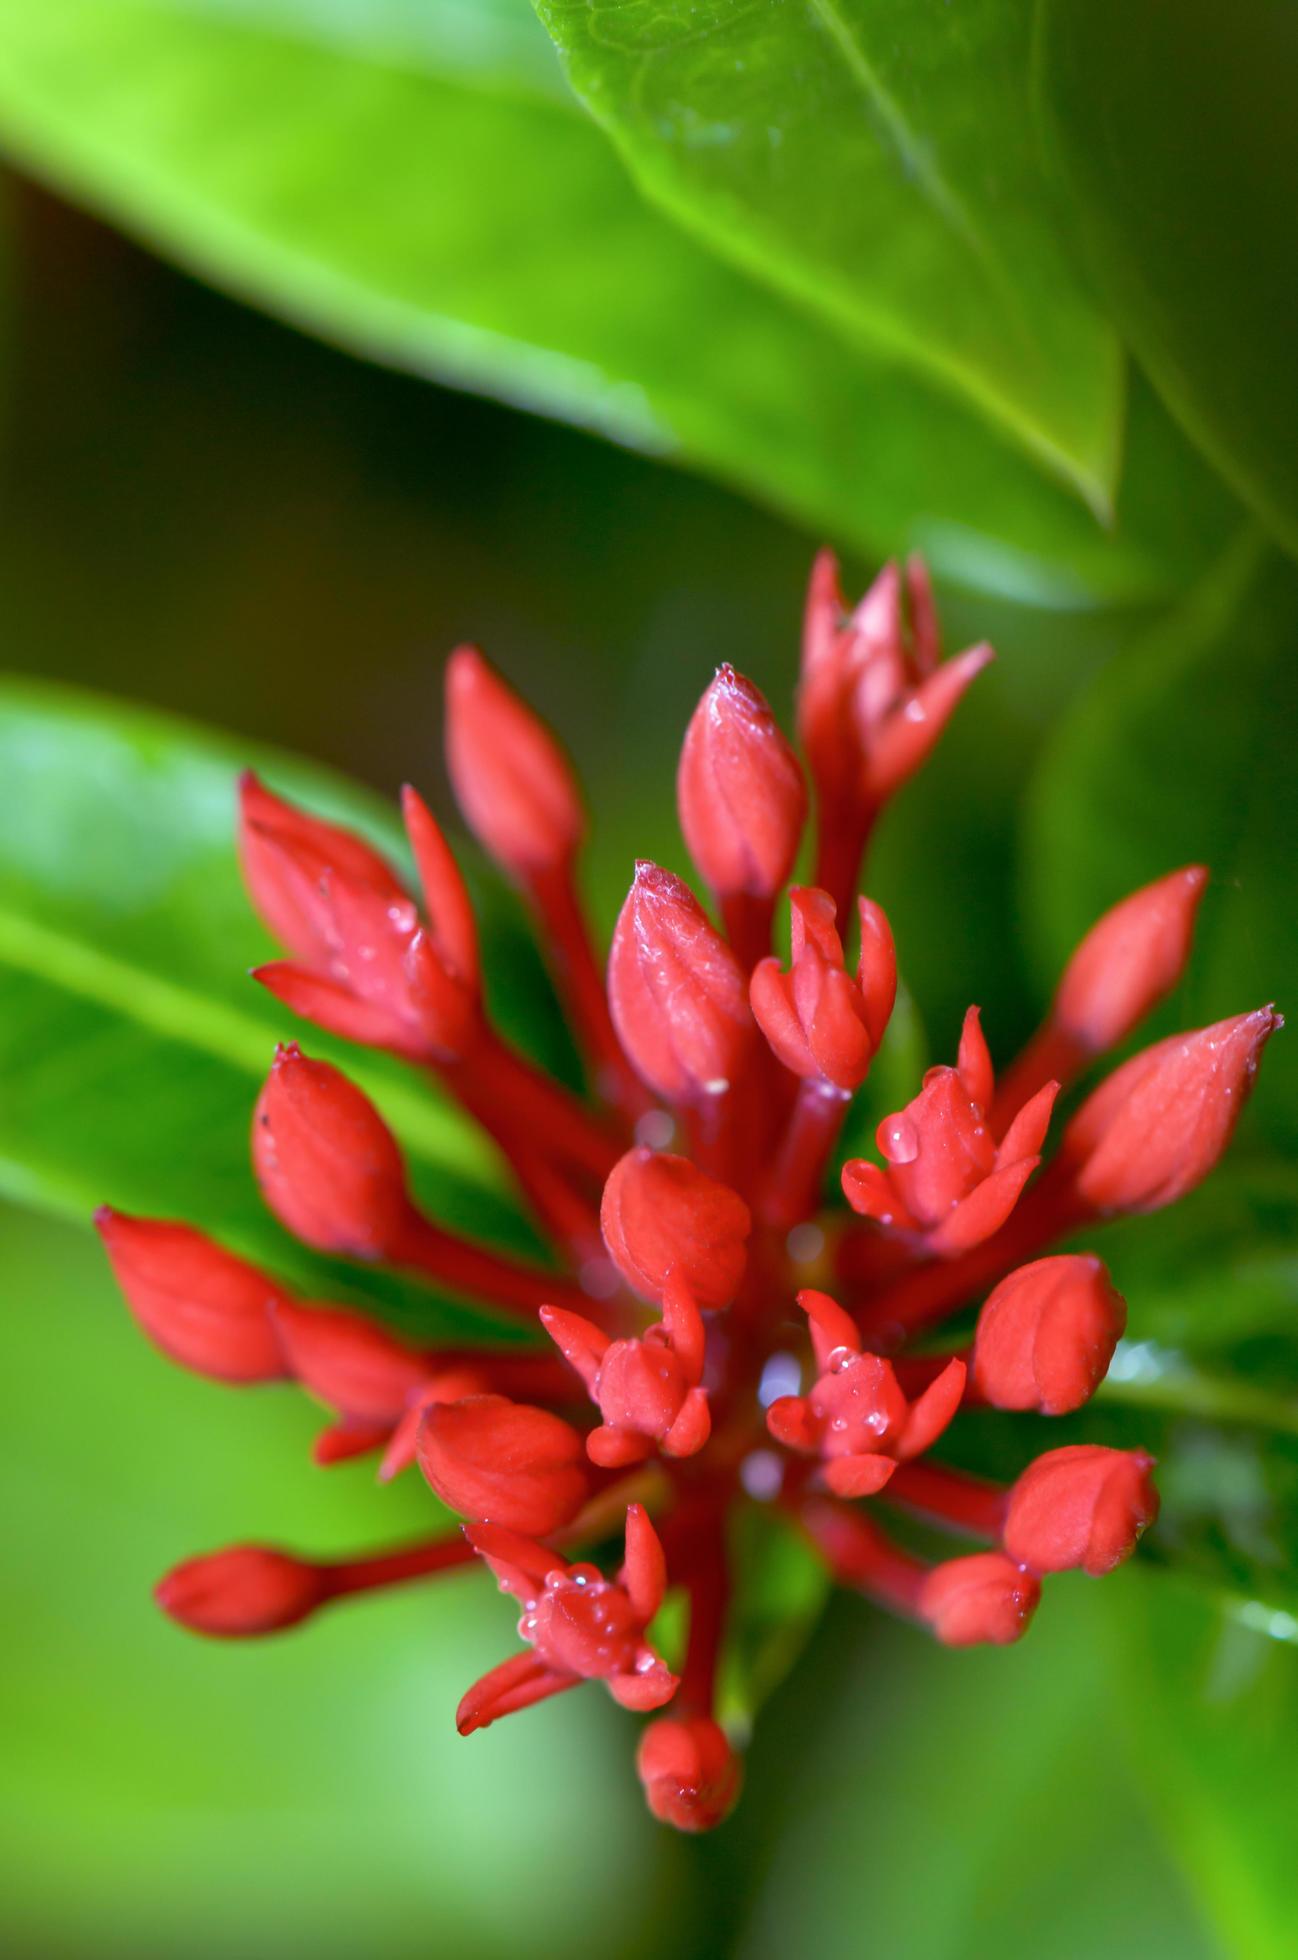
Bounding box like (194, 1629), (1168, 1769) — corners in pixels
(99, 551), (1281, 1833)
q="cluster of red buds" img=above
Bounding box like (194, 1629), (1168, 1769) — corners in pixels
(98, 553), (1280, 1832)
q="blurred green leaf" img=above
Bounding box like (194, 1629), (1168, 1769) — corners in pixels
(535, 0), (1121, 508)
(1023, 534), (1298, 1151)
(718, 1505), (832, 1733)
(0, 678), (552, 1340)
(0, 0), (1238, 606)
(1039, 0), (1298, 560)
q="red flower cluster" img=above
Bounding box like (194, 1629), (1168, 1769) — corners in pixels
(98, 555), (1280, 1833)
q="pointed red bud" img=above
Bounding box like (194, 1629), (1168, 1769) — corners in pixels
(600, 1146), (751, 1306)
(1004, 1445), (1159, 1576)
(750, 887), (893, 1090)
(1051, 867), (1208, 1054)
(444, 645), (584, 879)
(637, 1716), (742, 1832)
(94, 1209), (288, 1382)
(1062, 1008), (1281, 1215)
(237, 772), (400, 964)
(608, 862), (753, 1103)
(677, 665), (805, 901)
(155, 1545), (326, 1638)
(416, 1394), (589, 1533)
(270, 1298), (429, 1424)
(972, 1255), (1126, 1415)
(919, 1552), (1040, 1646)
(252, 1044), (414, 1259)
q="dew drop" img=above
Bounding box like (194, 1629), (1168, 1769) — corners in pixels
(881, 1117), (919, 1165)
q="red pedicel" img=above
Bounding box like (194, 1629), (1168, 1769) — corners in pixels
(600, 1146), (751, 1306)
(972, 1255), (1127, 1415)
(416, 1394), (590, 1535)
(1003, 1445), (1159, 1576)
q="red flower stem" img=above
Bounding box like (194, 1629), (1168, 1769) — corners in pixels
(392, 1212), (591, 1318)
(812, 802), (874, 925)
(882, 1460), (1006, 1539)
(446, 1024), (622, 1182)
(525, 862), (652, 1123)
(679, 1515), (730, 1717)
(796, 1497), (925, 1616)
(720, 890), (775, 973)
(759, 1077), (850, 1230)
(989, 1023), (1089, 1137)
(424, 1349), (576, 1403)
(321, 1532), (477, 1600)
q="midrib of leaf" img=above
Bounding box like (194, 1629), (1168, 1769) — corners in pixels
(0, 905), (499, 1183)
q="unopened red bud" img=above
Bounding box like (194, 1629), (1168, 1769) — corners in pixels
(94, 1209), (288, 1383)
(444, 645), (584, 879)
(1062, 1008), (1281, 1215)
(751, 887), (892, 1090)
(416, 1394), (589, 1533)
(608, 862), (753, 1103)
(270, 1298), (428, 1423)
(677, 665), (805, 901)
(238, 772), (399, 963)
(972, 1255), (1126, 1415)
(1004, 1445), (1158, 1576)
(637, 1716), (742, 1832)
(1052, 866), (1208, 1054)
(155, 1544), (326, 1638)
(919, 1552), (1040, 1647)
(252, 1044), (413, 1259)
(600, 1146), (751, 1306)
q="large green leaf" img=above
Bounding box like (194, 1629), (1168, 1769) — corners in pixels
(0, 678), (556, 1339)
(535, 0), (1122, 507)
(0, 0), (1235, 606)
(1038, 0), (1298, 561)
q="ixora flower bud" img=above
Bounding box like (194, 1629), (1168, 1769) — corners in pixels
(416, 1395), (590, 1534)
(458, 1505), (677, 1733)
(252, 1043), (415, 1259)
(751, 888), (895, 1091)
(541, 1278), (711, 1466)
(765, 1290), (965, 1497)
(1003, 1445), (1159, 1576)
(677, 665), (806, 903)
(270, 1298), (431, 1427)
(842, 1006), (1058, 1256)
(444, 645), (584, 879)
(972, 1255), (1127, 1415)
(919, 1553), (1040, 1647)
(637, 1717), (742, 1832)
(608, 862), (754, 1104)
(156, 1545), (326, 1638)
(600, 1146), (751, 1306)
(94, 1209), (288, 1383)
(1061, 1007), (1282, 1216)
(1052, 866), (1208, 1054)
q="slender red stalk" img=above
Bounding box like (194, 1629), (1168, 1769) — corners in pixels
(882, 1460), (1006, 1540)
(392, 1214), (592, 1318)
(797, 1497), (926, 1618)
(760, 1078), (851, 1229)
(323, 1533), (478, 1600)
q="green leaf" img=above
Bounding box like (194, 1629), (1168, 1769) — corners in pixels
(1023, 534), (1298, 1152)
(0, 0), (1236, 606)
(718, 1504), (833, 1733)
(535, 0), (1122, 508)
(1038, 0), (1298, 560)
(0, 678), (551, 1341)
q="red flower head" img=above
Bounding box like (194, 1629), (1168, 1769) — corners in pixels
(766, 1289), (966, 1497)
(842, 1006), (1058, 1256)
(637, 1716), (743, 1832)
(416, 1393), (591, 1535)
(105, 550), (1279, 1835)
(751, 887), (895, 1093)
(600, 1145), (751, 1306)
(1003, 1445), (1160, 1576)
(541, 1277), (711, 1467)
(458, 1505), (677, 1730)
(94, 1208), (288, 1383)
(971, 1254), (1127, 1415)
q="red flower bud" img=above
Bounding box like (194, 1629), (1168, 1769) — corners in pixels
(1003, 1445), (1159, 1576)
(270, 1298), (429, 1425)
(608, 862), (753, 1104)
(751, 888), (894, 1090)
(155, 1544), (326, 1638)
(972, 1255), (1126, 1415)
(238, 772), (399, 963)
(600, 1146), (751, 1306)
(542, 1279), (710, 1466)
(94, 1209), (288, 1383)
(637, 1716), (742, 1832)
(919, 1552), (1040, 1647)
(416, 1394), (589, 1534)
(1062, 1008), (1281, 1216)
(252, 1044), (414, 1259)
(677, 665), (805, 901)
(1051, 866), (1208, 1054)
(444, 645), (584, 880)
